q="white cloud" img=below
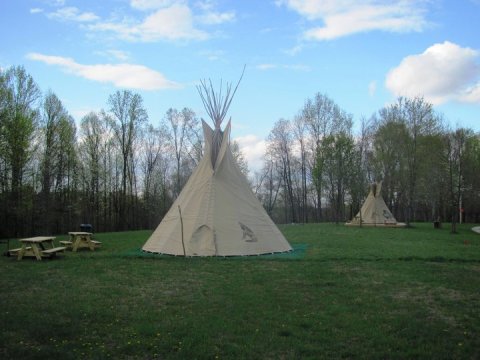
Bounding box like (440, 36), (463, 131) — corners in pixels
(140, 4), (208, 40)
(43, 1), (232, 43)
(195, 0), (215, 11)
(90, 4), (208, 42)
(95, 49), (131, 62)
(27, 53), (181, 91)
(385, 41), (480, 104)
(47, 6), (99, 22)
(106, 50), (130, 62)
(30, 8), (44, 14)
(457, 84), (480, 103)
(234, 134), (267, 173)
(130, 0), (183, 10)
(277, 0), (429, 40)
(197, 11), (235, 25)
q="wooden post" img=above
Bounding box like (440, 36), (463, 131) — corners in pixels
(178, 206), (186, 257)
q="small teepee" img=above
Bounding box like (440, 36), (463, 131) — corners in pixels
(142, 73), (292, 256)
(346, 182), (406, 227)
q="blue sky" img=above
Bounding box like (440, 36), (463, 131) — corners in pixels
(1, 0), (479, 170)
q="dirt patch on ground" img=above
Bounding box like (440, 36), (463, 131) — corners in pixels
(392, 285), (463, 327)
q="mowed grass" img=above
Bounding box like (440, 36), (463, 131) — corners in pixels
(1, 223), (479, 359)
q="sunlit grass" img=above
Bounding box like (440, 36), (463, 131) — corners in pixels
(1, 223), (479, 359)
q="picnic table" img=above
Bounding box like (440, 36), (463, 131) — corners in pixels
(12, 236), (66, 261)
(61, 232), (101, 252)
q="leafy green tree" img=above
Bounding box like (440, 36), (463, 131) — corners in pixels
(0, 66), (41, 237)
(302, 93), (352, 221)
(376, 97), (440, 225)
(316, 132), (356, 224)
(462, 133), (480, 222)
(302, 94), (336, 221)
(372, 119), (409, 218)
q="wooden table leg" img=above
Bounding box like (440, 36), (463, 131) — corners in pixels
(88, 236), (95, 251)
(31, 244), (43, 260)
(17, 244), (26, 261)
(72, 235), (80, 252)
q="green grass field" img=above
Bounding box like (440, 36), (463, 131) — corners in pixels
(1, 223), (479, 359)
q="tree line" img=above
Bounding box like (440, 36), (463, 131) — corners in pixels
(257, 94), (480, 232)
(1, 66), (479, 238)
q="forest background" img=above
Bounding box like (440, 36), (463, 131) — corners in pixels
(1, 65), (479, 239)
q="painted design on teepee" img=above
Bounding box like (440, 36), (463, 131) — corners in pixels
(239, 222), (258, 242)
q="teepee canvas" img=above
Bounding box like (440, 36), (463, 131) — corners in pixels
(346, 182), (405, 227)
(142, 75), (292, 256)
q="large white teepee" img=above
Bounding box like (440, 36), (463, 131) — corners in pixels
(142, 75), (292, 256)
(346, 182), (406, 227)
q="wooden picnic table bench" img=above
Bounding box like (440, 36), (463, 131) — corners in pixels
(42, 247), (68, 255)
(63, 232), (101, 252)
(16, 236), (66, 261)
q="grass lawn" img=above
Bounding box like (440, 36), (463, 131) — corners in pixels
(1, 223), (479, 359)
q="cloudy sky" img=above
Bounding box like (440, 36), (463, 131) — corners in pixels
(1, 0), (479, 171)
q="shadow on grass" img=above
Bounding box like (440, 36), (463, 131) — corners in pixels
(112, 246), (480, 264)
(119, 243), (308, 260)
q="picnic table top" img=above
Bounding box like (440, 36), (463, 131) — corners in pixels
(20, 236), (56, 243)
(68, 232), (93, 235)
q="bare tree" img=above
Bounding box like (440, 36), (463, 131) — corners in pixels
(78, 111), (113, 231)
(443, 128), (471, 233)
(231, 140), (249, 178)
(267, 119), (297, 223)
(165, 108), (200, 197)
(140, 123), (171, 228)
(256, 154), (283, 219)
(107, 90), (147, 230)
(348, 117), (372, 220)
(293, 114), (309, 223)
(53, 114), (77, 232)
(39, 91), (71, 232)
